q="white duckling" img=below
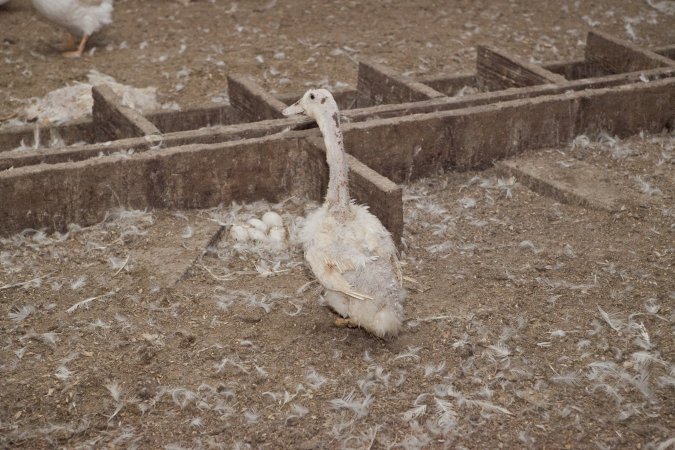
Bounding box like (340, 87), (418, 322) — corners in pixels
(32, 0), (113, 58)
(283, 89), (405, 338)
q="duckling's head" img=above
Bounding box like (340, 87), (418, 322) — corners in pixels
(282, 88), (338, 121)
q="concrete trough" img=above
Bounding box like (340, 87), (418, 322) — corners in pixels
(0, 32), (673, 242)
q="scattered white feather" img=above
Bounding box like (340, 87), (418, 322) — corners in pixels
(597, 306), (624, 332)
(8, 305), (35, 321)
(452, 333), (470, 349)
(590, 383), (624, 405)
(306, 367), (327, 390)
(171, 388), (197, 409)
(329, 391), (373, 419)
(402, 404), (427, 422)
(487, 342), (511, 361)
(244, 409), (260, 423)
(519, 240), (541, 254)
(550, 372), (580, 386)
(181, 225), (193, 239)
(644, 298), (661, 314)
(106, 381), (123, 402)
(286, 404), (309, 424)
(549, 329), (567, 338)
(40, 332), (59, 346)
(633, 175), (662, 196)
(230, 225), (250, 242)
(433, 397), (458, 429)
(576, 339), (592, 350)
(393, 346), (422, 362)
(66, 291), (114, 313)
(70, 276), (87, 290)
(189, 417), (203, 428)
(55, 365), (72, 380)
(632, 351), (665, 370)
(424, 361), (447, 377)
(458, 197), (476, 209)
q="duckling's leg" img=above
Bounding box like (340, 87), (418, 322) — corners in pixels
(62, 34), (89, 58)
(335, 317), (359, 328)
(63, 33), (76, 51)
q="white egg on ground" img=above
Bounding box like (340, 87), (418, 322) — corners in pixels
(262, 211), (284, 229)
(247, 218), (268, 233)
(268, 226), (286, 244)
(247, 227), (268, 242)
(230, 225), (250, 242)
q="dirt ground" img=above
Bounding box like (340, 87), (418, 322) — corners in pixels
(0, 0), (674, 449)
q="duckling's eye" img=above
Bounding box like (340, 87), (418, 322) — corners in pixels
(309, 93), (315, 100)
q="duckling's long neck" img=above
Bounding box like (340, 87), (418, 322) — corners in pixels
(316, 110), (350, 215)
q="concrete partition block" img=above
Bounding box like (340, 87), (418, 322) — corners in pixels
(345, 77), (673, 179)
(92, 85), (161, 141)
(0, 133), (325, 236)
(654, 44), (675, 60)
(575, 77), (675, 137)
(146, 104), (239, 133)
(0, 119), (97, 152)
(585, 31), (675, 74)
(356, 60), (445, 108)
(0, 117), (311, 171)
(227, 75), (288, 122)
(476, 45), (566, 90)
(417, 73), (477, 96)
(342, 93), (578, 181)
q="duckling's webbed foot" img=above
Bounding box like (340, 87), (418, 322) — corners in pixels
(60, 33), (76, 51)
(62, 34), (89, 58)
(335, 317), (359, 328)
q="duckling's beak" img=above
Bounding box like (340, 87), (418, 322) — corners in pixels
(282, 101), (305, 116)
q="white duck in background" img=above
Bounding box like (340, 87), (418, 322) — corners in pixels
(283, 89), (406, 338)
(32, 0), (113, 58)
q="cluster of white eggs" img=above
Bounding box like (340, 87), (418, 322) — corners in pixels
(229, 211), (286, 244)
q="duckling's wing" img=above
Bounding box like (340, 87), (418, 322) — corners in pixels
(391, 253), (403, 287)
(79, 0), (110, 6)
(305, 247), (373, 301)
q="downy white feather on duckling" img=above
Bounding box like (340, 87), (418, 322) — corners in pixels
(283, 89), (405, 338)
(32, 0), (113, 58)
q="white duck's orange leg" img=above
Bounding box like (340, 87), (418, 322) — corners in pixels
(62, 34), (89, 58)
(64, 32), (76, 50)
(335, 317), (359, 328)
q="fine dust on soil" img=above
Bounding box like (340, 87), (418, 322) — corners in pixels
(0, 0), (674, 449)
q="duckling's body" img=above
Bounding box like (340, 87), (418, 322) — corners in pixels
(283, 89), (405, 338)
(32, 0), (113, 57)
(302, 203), (405, 337)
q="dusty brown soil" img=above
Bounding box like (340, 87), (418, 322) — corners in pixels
(1, 0), (674, 115)
(0, 0), (674, 449)
(1, 132), (673, 448)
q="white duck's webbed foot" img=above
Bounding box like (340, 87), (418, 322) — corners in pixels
(62, 34), (89, 58)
